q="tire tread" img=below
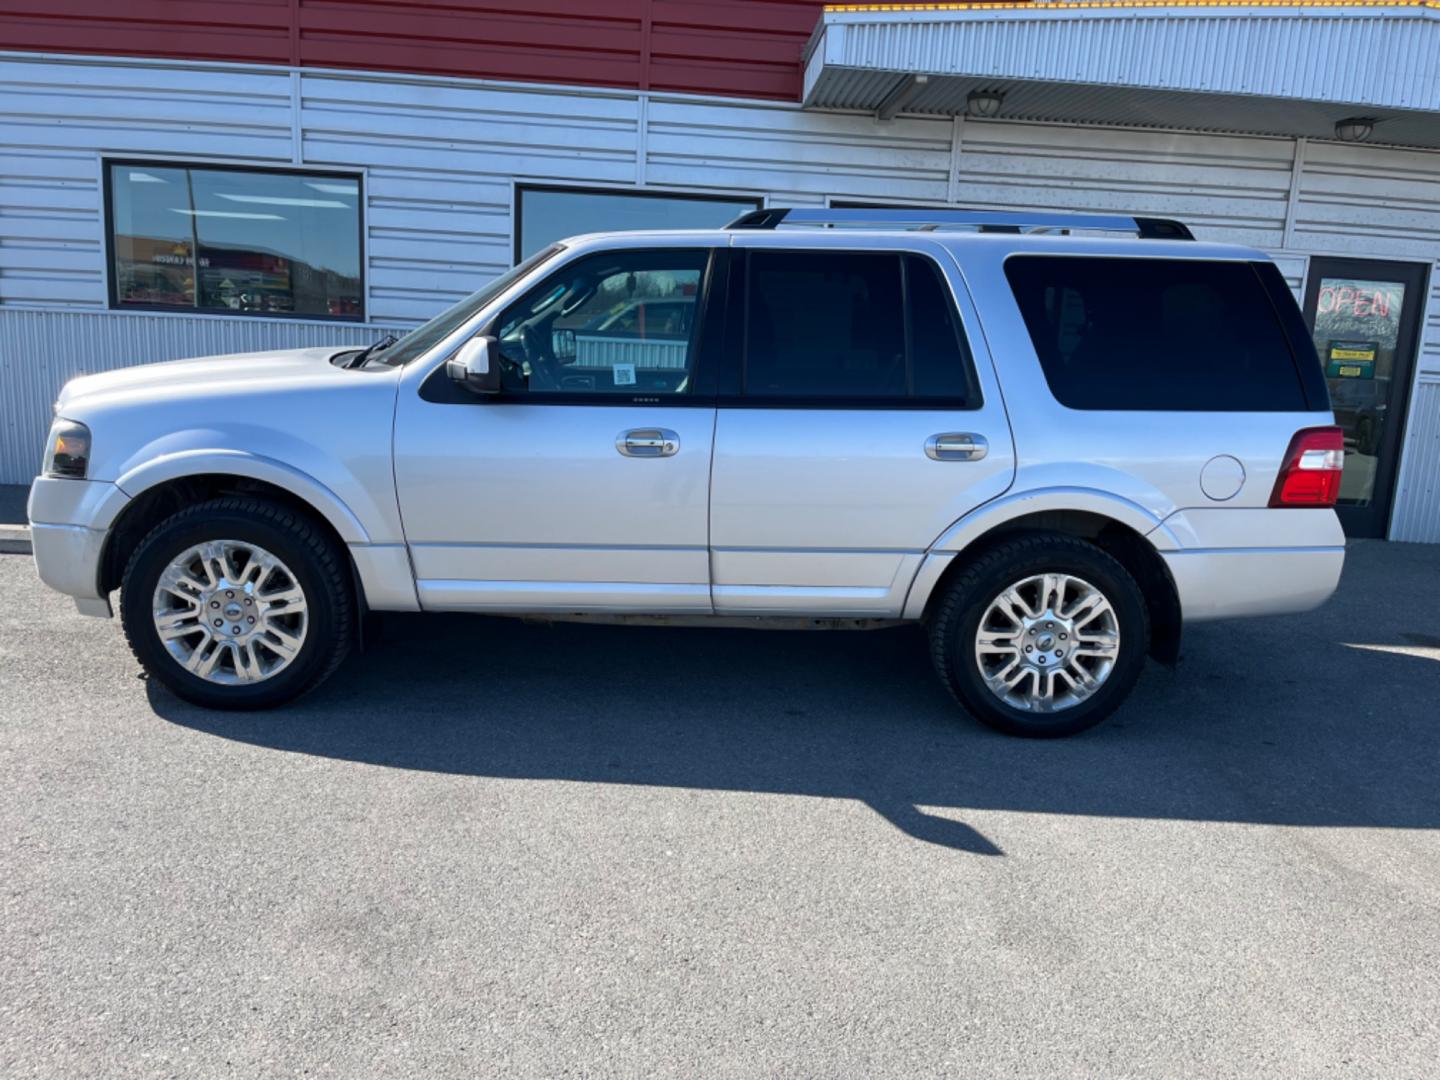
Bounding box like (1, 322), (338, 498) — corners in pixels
(927, 532), (1150, 737)
(119, 496), (353, 707)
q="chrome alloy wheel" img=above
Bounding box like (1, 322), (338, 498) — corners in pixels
(973, 573), (1120, 713)
(151, 540), (308, 685)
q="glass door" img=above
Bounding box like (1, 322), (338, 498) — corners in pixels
(1301, 258), (1428, 538)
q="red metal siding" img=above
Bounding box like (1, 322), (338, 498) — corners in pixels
(296, 2), (651, 89)
(0, 0), (293, 66)
(0, 0), (828, 101)
(650, 1), (821, 99)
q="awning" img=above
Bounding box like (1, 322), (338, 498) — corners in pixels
(803, 2), (1440, 148)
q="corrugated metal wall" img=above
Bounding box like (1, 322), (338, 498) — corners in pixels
(1391, 378), (1440, 542)
(2, 51), (1439, 542)
(1390, 268), (1440, 543)
(808, 6), (1440, 115)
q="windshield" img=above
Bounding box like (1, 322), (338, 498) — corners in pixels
(367, 244), (564, 366)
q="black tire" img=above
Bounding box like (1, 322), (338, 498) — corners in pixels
(120, 496), (354, 710)
(1356, 416), (1376, 457)
(927, 532), (1150, 738)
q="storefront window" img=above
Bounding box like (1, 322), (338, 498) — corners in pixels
(515, 186), (760, 260)
(107, 162), (363, 320)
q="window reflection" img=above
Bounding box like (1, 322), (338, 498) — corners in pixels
(111, 166), (196, 307)
(516, 187), (759, 259)
(109, 163), (363, 319)
(1311, 277), (1407, 507)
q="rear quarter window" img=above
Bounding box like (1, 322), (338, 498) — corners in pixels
(1004, 256), (1311, 411)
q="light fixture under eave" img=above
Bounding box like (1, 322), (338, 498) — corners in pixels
(967, 90), (1004, 119)
(1334, 117), (1375, 142)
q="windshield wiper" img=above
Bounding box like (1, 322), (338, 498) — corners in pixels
(346, 333), (398, 368)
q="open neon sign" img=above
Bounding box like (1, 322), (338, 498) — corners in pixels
(1317, 284), (1396, 319)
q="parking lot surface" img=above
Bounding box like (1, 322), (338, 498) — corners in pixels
(2, 542), (1438, 1078)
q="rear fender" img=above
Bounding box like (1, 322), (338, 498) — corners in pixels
(901, 486), (1179, 619)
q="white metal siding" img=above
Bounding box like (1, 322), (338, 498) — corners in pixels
(647, 96), (953, 203)
(300, 74), (641, 323)
(3, 51), (1440, 539)
(1293, 141), (1440, 260)
(951, 122), (1296, 250)
(0, 58), (295, 310)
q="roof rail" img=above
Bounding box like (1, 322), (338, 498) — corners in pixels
(725, 207), (1195, 240)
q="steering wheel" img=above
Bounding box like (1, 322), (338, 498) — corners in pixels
(520, 323), (562, 391)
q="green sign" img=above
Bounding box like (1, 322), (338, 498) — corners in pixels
(1325, 340), (1377, 380)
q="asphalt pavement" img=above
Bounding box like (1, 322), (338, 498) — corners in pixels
(1, 542), (1438, 1077)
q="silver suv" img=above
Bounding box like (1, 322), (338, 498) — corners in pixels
(28, 208), (1345, 737)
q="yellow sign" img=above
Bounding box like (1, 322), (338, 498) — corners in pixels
(1326, 339), (1378, 379)
(1331, 347), (1376, 362)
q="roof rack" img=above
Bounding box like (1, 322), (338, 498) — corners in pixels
(725, 207), (1194, 241)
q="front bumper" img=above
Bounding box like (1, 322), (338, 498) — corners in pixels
(31, 523), (111, 615)
(27, 478), (131, 617)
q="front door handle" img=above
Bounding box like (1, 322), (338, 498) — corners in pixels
(926, 432), (988, 461)
(617, 428), (680, 458)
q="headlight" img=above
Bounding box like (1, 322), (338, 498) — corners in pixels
(43, 419), (91, 479)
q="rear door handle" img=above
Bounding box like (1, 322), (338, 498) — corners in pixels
(925, 433), (988, 461)
(617, 428), (680, 458)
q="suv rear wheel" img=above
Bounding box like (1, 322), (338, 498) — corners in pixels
(928, 533), (1149, 738)
(120, 496), (353, 709)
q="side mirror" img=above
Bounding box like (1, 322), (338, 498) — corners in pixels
(446, 335), (500, 395)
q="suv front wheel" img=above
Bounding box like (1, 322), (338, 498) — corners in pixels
(928, 533), (1150, 738)
(120, 496), (354, 709)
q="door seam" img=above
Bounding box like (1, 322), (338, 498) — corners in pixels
(705, 406), (720, 613)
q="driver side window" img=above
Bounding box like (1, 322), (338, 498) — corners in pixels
(494, 248), (710, 396)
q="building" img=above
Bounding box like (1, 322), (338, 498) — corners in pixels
(1, 1), (1437, 540)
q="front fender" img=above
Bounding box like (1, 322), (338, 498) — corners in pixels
(115, 449), (371, 545)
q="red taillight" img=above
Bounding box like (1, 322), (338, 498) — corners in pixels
(1269, 426), (1344, 508)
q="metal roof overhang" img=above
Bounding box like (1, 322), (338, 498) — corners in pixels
(803, 2), (1440, 148)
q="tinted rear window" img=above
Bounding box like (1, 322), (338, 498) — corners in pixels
(741, 250), (977, 405)
(745, 250), (906, 398)
(1004, 256), (1308, 411)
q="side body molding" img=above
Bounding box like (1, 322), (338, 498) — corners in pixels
(900, 486), (1181, 619)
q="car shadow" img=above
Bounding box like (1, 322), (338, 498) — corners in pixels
(147, 541), (1440, 856)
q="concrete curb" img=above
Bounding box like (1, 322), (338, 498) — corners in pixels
(0, 524), (32, 555)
